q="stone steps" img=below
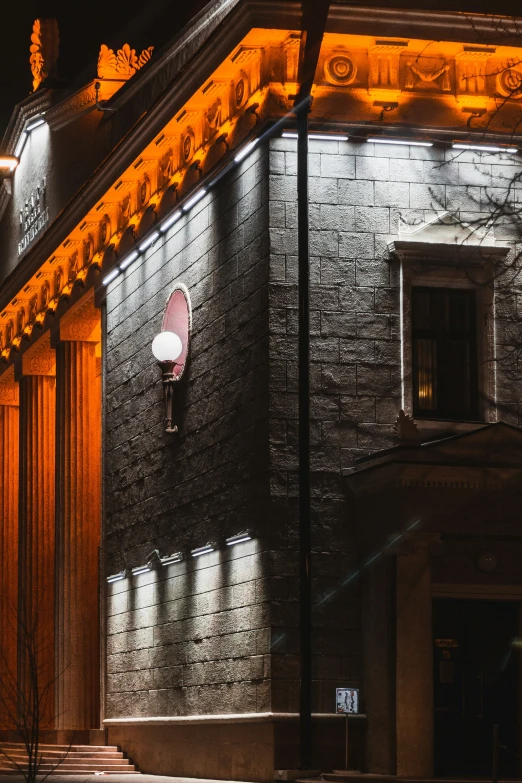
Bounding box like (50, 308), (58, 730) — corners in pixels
(0, 742), (138, 774)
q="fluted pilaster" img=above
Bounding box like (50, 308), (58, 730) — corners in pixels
(0, 375), (19, 729)
(55, 307), (101, 729)
(19, 337), (56, 730)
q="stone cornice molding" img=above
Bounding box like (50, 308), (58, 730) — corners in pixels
(388, 239), (510, 265)
(2, 91), (54, 156)
(247, 2), (522, 45)
(324, 4), (522, 45)
(106, 0), (246, 111)
(45, 80), (126, 132)
(388, 211), (511, 265)
(345, 461), (522, 497)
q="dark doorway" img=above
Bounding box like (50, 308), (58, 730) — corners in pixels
(433, 598), (520, 777)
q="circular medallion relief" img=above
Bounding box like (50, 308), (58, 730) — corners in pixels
(183, 133), (194, 162)
(235, 79), (245, 106)
(324, 52), (357, 86)
(497, 67), (522, 99)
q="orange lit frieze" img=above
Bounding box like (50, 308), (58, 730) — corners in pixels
(7, 27), (522, 363)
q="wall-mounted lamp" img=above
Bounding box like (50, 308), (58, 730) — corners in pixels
(0, 156), (19, 178)
(159, 551), (184, 566)
(452, 141), (517, 154)
(131, 548), (162, 576)
(191, 544), (215, 558)
(153, 285), (191, 434)
(226, 532), (252, 546)
(367, 136), (433, 148)
(107, 569), (127, 583)
(152, 330), (183, 434)
(373, 100), (398, 121)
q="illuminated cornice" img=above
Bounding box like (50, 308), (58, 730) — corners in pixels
(3, 12), (522, 363)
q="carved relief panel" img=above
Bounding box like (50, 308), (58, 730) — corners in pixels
(0, 366), (19, 407)
(404, 55), (452, 92)
(283, 33), (300, 84)
(230, 46), (262, 99)
(369, 40), (408, 96)
(21, 333), (55, 377)
(456, 46), (495, 102)
(496, 59), (522, 98)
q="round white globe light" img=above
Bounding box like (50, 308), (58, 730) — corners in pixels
(152, 331), (183, 362)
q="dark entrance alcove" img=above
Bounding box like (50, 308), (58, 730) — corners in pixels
(433, 598), (520, 778)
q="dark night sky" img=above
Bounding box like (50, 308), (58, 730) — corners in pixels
(0, 0), (205, 141)
(2, 0), (522, 142)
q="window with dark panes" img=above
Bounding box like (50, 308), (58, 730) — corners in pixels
(412, 287), (478, 421)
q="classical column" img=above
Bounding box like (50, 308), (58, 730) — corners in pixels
(55, 305), (101, 730)
(18, 335), (56, 729)
(395, 535), (435, 777)
(0, 371), (19, 729)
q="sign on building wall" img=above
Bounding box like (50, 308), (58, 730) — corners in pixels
(336, 687), (359, 714)
(18, 179), (49, 256)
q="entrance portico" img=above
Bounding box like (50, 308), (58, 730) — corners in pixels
(346, 422), (522, 778)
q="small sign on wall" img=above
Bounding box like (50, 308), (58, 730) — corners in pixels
(336, 687), (359, 714)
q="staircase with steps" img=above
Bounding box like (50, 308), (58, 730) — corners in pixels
(0, 742), (138, 775)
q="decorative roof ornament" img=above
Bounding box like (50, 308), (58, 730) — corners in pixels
(97, 43), (154, 80)
(30, 19), (59, 92)
(394, 410), (421, 446)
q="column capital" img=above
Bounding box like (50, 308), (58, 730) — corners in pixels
(0, 366), (19, 406)
(59, 318), (100, 343)
(51, 289), (101, 346)
(16, 332), (55, 378)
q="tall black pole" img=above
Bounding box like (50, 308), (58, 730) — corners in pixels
(297, 97), (312, 770)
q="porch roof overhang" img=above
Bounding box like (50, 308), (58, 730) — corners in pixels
(344, 421), (522, 494)
(343, 422), (522, 550)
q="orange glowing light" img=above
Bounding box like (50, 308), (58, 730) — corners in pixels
(0, 156), (18, 173)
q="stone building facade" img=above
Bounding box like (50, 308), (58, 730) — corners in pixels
(1, 1), (522, 780)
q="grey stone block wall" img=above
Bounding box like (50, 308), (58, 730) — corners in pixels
(266, 136), (522, 714)
(104, 132), (522, 721)
(104, 147), (272, 718)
